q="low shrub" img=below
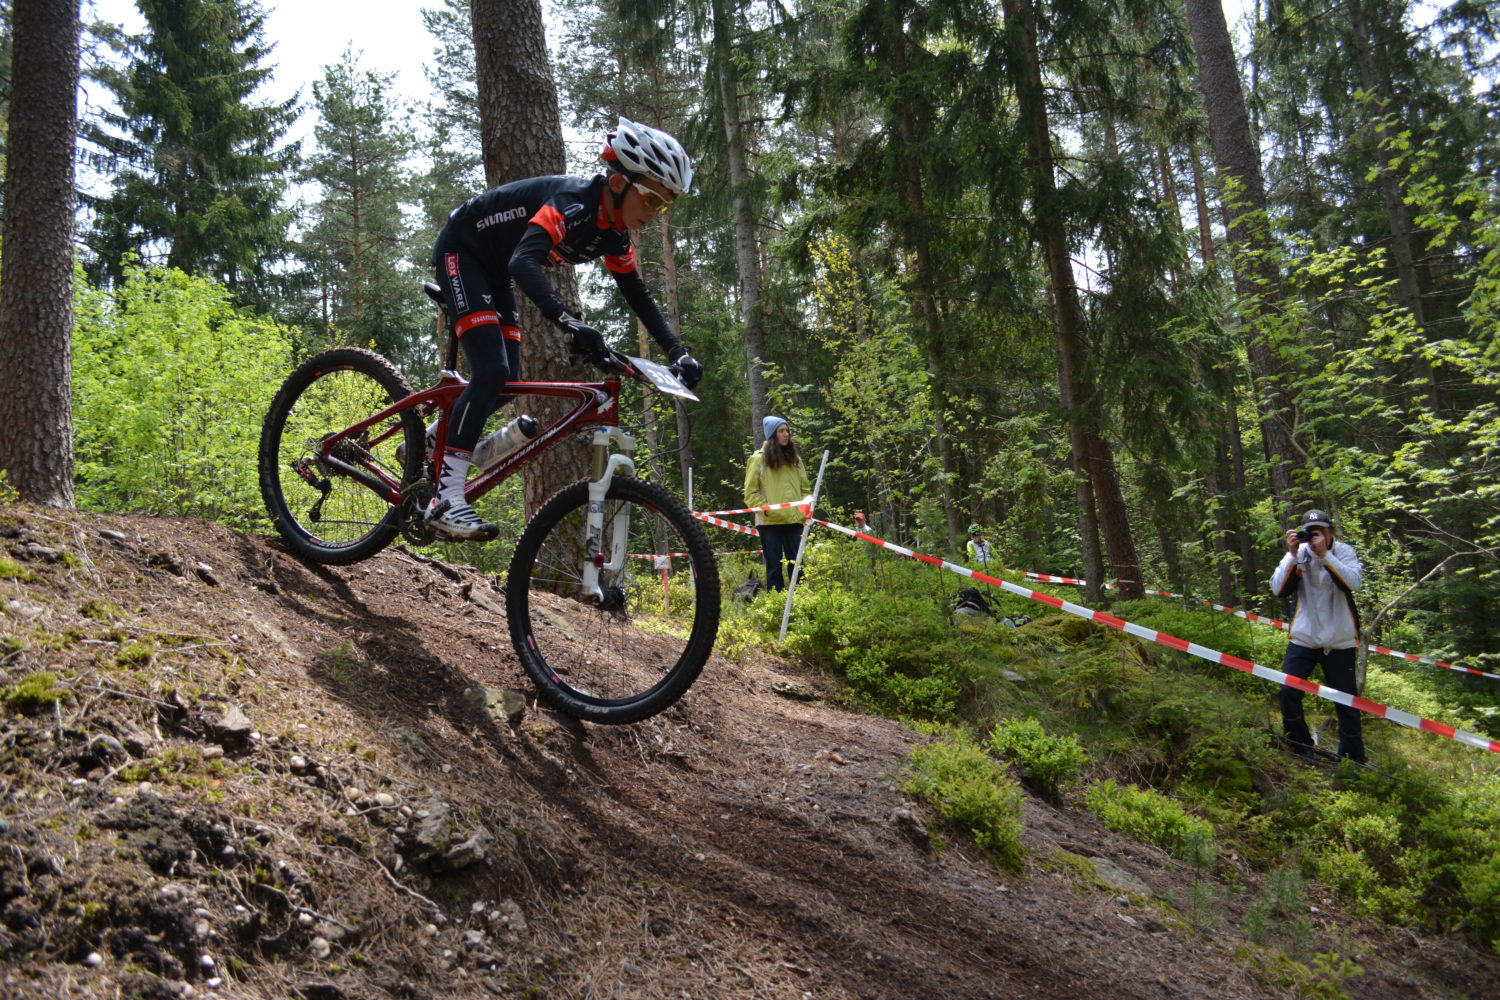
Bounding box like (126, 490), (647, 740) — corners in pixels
(904, 727), (1026, 872)
(1084, 778), (1218, 869)
(986, 717), (1088, 805)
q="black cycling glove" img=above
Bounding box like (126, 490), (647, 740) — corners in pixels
(557, 315), (607, 362)
(667, 343), (704, 390)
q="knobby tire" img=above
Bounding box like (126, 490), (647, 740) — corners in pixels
(258, 347), (423, 565)
(507, 476), (721, 724)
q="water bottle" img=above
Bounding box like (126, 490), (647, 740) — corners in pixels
(473, 414), (539, 471)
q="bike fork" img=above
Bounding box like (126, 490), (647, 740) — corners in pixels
(579, 427), (636, 603)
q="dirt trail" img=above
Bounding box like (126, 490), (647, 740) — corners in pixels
(1, 507), (1492, 999)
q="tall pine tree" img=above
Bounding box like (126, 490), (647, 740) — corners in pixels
(296, 48), (422, 364)
(83, 0), (297, 304)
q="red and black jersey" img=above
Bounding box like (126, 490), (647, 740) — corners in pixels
(436, 174), (675, 351)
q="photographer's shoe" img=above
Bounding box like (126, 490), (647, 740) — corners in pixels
(424, 499), (498, 541)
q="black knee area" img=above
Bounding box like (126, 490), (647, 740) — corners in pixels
(450, 325), (511, 450)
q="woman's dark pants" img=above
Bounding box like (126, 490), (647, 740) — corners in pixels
(759, 523), (803, 591)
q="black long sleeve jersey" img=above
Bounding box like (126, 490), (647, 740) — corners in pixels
(435, 173), (677, 352)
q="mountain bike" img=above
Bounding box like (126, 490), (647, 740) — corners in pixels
(256, 286), (720, 724)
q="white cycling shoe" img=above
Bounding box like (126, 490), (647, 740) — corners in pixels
(424, 499), (499, 541)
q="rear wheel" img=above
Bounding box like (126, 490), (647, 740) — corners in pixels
(259, 347), (423, 564)
(507, 476), (721, 723)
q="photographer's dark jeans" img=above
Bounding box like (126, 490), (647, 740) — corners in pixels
(1280, 642), (1365, 763)
(759, 523), (803, 591)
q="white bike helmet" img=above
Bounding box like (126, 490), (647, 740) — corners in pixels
(601, 116), (694, 197)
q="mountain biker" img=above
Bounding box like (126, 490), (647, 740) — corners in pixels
(426, 117), (705, 540)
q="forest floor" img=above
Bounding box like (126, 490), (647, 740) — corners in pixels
(1, 504), (1496, 1000)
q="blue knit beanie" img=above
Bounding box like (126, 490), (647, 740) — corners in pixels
(763, 415), (787, 439)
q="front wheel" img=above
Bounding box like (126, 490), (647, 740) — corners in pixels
(507, 476), (721, 724)
(259, 347), (423, 564)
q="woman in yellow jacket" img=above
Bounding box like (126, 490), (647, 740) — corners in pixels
(743, 415), (812, 591)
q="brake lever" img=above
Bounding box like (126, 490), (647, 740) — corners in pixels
(596, 349), (632, 375)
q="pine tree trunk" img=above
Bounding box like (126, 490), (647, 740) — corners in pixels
(1225, 391), (1259, 597)
(888, 31), (961, 550)
(1348, 0), (1442, 413)
(1204, 448), (1237, 605)
(1184, 0), (1303, 516)
(470, 0), (583, 514)
(1191, 147), (1216, 266)
(0, 0), (81, 508)
(711, 0), (769, 442)
(1086, 433), (1144, 599)
(1004, 0), (1119, 602)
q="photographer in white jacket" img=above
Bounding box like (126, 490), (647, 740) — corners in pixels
(1269, 509), (1365, 763)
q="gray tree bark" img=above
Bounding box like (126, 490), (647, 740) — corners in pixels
(710, 0), (770, 444)
(0, 0), (81, 508)
(1184, 0), (1303, 517)
(470, 0), (585, 513)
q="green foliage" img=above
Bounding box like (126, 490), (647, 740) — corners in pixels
(71, 264), (295, 528)
(1084, 779), (1218, 869)
(775, 576), (963, 719)
(295, 48), (425, 366)
(2, 671), (68, 714)
(0, 556), (37, 582)
(903, 727), (1026, 872)
(985, 717), (1088, 806)
(1242, 867), (1313, 953)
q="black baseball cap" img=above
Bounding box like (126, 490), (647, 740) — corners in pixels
(1299, 509), (1333, 530)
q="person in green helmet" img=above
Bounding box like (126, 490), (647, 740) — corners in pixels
(966, 524), (993, 569)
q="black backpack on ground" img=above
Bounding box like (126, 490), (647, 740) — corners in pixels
(732, 574), (764, 602)
(954, 587), (994, 617)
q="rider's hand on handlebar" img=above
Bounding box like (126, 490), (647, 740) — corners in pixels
(557, 315), (608, 363)
(594, 348), (630, 374)
(673, 354), (704, 390)
(667, 344), (704, 390)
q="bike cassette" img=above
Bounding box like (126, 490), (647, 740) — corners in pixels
(399, 481), (437, 544)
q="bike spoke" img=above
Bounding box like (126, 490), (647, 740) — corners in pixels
(260, 348), (421, 565)
(508, 478), (719, 724)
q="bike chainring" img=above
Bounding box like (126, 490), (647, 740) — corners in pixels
(399, 480), (437, 544)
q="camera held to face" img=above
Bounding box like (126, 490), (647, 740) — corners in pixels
(1295, 528), (1312, 544)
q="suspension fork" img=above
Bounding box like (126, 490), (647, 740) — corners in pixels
(579, 426), (636, 602)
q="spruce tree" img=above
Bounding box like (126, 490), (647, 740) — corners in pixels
(83, 0), (297, 304)
(296, 48), (422, 365)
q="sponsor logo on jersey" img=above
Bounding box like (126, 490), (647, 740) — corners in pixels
(444, 254), (468, 312)
(473, 205), (530, 232)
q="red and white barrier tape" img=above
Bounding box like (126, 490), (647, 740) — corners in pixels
(695, 500), (812, 517)
(627, 550), (762, 560)
(811, 519), (1500, 754)
(1022, 569), (1498, 681)
(691, 511), (760, 537)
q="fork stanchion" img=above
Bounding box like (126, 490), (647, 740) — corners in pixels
(779, 449), (831, 642)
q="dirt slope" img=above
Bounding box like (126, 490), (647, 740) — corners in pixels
(1, 506), (1493, 999)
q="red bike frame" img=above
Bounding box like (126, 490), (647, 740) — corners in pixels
(314, 370), (624, 506)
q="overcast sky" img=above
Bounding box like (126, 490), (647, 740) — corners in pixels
(86, 0), (443, 149)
